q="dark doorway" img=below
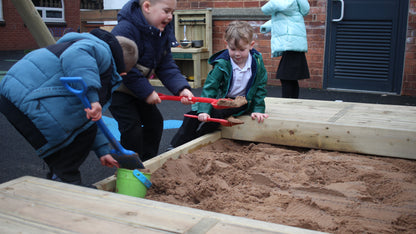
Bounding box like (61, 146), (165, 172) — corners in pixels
(324, 0), (409, 94)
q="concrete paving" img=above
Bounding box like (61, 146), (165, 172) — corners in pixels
(1, 50), (416, 187)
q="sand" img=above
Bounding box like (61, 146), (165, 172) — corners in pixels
(217, 96), (247, 108)
(145, 139), (416, 233)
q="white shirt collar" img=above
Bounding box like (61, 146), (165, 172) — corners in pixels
(231, 54), (252, 72)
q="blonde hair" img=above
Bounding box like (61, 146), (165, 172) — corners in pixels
(224, 21), (255, 49)
(116, 36), (138, 73)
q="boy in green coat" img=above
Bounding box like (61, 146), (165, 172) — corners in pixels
(170, 21), (269, 148)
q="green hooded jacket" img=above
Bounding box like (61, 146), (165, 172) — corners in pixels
(192, 49), (268, 116)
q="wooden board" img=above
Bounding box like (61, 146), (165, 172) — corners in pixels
(221, 98), (416, 159)
(0, 176), (323, 234)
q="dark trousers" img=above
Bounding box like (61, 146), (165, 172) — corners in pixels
(280, 79), (300, 98)
(109, 92), (163, 161)
(170, 104), (247, 147)
(44, 124), (97, 185)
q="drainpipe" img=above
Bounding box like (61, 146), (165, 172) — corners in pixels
(10, 0), (56, 47)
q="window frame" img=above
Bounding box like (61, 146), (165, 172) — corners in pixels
(34, 0), (65, 23)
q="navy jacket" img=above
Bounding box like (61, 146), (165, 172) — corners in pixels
(111, 0), (190, 99)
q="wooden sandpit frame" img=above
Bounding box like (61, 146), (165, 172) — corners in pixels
(91, 98), (416, 233)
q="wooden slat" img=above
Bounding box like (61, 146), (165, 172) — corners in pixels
(80, 10), (119, 22)
(221, 98), (416, 159)
(0, 176), (323, 234)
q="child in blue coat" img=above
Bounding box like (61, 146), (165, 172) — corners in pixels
(0, 29), (138, 185)
(110, 0), (194, 161)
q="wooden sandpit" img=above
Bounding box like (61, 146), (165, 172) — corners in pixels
(93, 98), (416, 233)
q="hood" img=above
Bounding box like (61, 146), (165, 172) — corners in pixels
(117, 0), (177, 45)
(58, 29), (125, 74)
(118, 0), (160, 36)
(90, 28), (125, 74)
(208, 49), (261, 65)
(208, 49), (230, 65)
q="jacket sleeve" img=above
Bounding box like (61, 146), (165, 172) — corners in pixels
(122, 67), (155, 99)
(297, 0), (310, 16)
(60, 41), (113, 157)
(260, 20), (272, 34)
(156, 51), (191, 96)
(195, 66), (225, 114)
(250, 59), (268, 114)
(60, 41), (112, 104)
(92, 128), (111, 158)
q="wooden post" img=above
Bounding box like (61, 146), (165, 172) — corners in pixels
(10, 0), (56, 47)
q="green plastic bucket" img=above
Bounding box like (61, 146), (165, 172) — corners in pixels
(116, 168), (152, 198)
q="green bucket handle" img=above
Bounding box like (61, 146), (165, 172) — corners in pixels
(133, 169), (152, 189)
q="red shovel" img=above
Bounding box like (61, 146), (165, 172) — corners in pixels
(184, 114), (244, 127)
(158, 93), (237, 109)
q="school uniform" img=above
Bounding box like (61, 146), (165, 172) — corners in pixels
(170, 49), (267, 147)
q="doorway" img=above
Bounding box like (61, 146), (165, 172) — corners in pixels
(324, 0), (409, 94)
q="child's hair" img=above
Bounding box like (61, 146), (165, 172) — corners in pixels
(116, 36), (138, 72)
(139, 0), (165, 5)
(224, 21), (255, 49)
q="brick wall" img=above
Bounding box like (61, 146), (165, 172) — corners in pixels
(0, 0), (37, 50)
(1, 0), (415, 95)
(176, 0), (416, 96)
(186, 1), (327, 89)
(0, 0), (80, 50)
(403, 0), (416, 96)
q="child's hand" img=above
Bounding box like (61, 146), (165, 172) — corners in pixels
(100, 154), (120, 168)
(146, 91), (162, 105)
(198, 113), (210, 122)
(85, 102), (102, 121)
(179, 88), (194, 105)
(251, 112), (269, 123)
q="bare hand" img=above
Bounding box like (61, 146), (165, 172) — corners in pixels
(100, 154), (120, 168)
(85, 102), (102, 121)
(198, 113), (210, 122)
(146, 91), (162, 105)
(251, 112), (269, 123)
(179, 89), (194, 105)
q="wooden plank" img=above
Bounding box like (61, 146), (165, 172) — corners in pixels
(80, 10), (119, 22)
(0, 176), (323, 234)
(221, 98), (416, 159)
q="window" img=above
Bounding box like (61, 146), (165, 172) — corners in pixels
(81, 0), (103, 10)
(0, 0), (3, 21)
(32, 0), (64, 23)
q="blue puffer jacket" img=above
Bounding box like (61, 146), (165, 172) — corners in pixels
(260, 0), (310, 57)
(111, 0), (190, 99)
(0, 32), (122, 158)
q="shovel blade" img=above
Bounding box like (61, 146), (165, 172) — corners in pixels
(112, 153), (145, 169)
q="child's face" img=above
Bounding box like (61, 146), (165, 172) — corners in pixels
(226, 40), (255, 68)
(142, 0), (176, 32)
